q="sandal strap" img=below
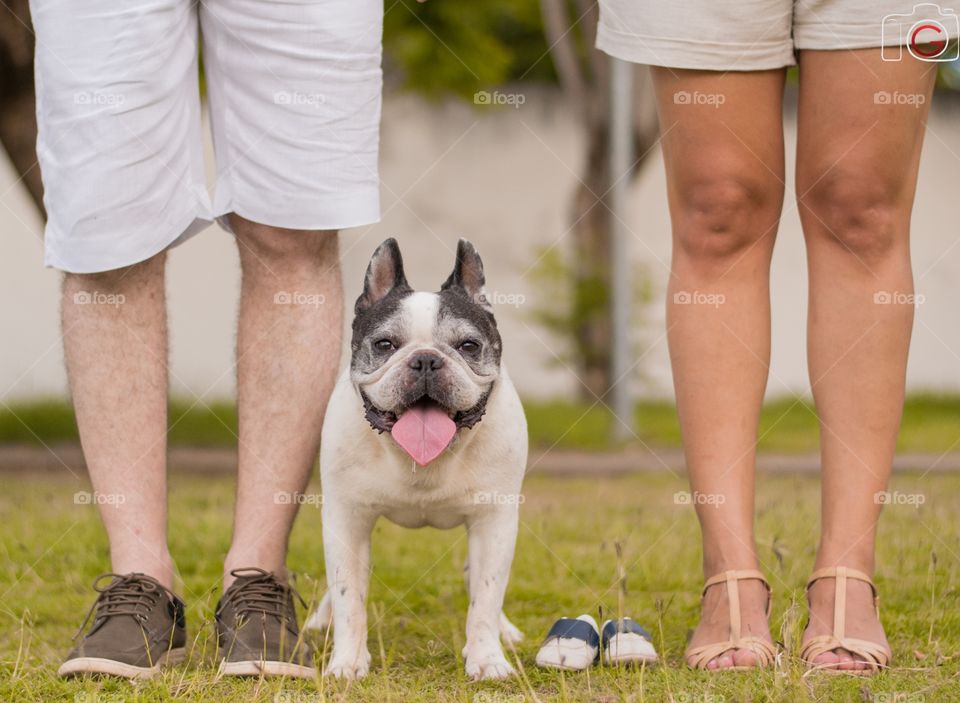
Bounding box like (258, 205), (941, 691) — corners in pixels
(799, 635), (890, 671)
(701, 569), (773, 636)
(801, 566), (889, 671)
(686, 636), (777, 670)
(806, 566), (876, 592)
(686, 569), (774, 669)
(702, 569), (769, 592)
(806, 566), (880, 639)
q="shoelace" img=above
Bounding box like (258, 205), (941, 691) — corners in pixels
(74, 573), (172, 639)
(223, 568), (306, 621)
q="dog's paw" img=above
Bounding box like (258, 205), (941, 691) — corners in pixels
(464, 649), (515, 681)
(324, 648), (372, 680)
(304, 592), (332, 632)
(499, 612), (524, 645)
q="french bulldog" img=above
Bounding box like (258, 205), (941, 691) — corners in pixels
(305, 238), (527, 680)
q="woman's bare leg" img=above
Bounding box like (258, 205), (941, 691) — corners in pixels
(796, 49), (936, 671)
(653, 67), (786, 669)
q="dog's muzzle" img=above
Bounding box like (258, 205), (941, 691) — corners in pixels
(360, 387), (492, 435)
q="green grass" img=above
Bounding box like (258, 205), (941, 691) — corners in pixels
(2, 393), (959, 454)
(1, 469), (958, 701)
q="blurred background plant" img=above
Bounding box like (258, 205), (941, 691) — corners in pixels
(382, 0), (663, 398)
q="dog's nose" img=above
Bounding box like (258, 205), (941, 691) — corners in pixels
(408, 352), (445, 373)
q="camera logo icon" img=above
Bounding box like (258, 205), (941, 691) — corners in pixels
(882, 3), (960, 62)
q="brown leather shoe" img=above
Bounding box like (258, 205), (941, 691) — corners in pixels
(215, 568), (315, 678)
(58, 573), (187, 679)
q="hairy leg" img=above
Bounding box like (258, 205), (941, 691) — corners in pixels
(62, 253), (173, 588)
(652, 67), (786, 669)
(223, 214), (343, 586)
(796, 49), (936, 670)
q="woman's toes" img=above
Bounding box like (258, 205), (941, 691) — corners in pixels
(812, 650), (841, 669)
(811, 647), (875, 672)
(715, 653), (736, 669)
(732, 648), (758, 668)
(834, 648), (858, 670)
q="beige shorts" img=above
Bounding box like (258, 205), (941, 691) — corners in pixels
(597, 1), (960, 70)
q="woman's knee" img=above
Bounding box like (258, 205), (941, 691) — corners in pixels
(672, 175), (783, 266)
(799, 168), (907, 261)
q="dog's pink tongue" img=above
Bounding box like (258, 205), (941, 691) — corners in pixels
(391, 405), (457, 466)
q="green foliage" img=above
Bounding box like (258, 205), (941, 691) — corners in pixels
(383, 0), (552, 98)
(525, 246), (579, 367)
(526, 245), (654, 372)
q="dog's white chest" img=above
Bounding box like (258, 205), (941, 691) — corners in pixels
(351, 448), (494, 529)
(380, 504), (466, 529)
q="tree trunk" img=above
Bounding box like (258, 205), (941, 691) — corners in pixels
(564, 64), (662, 401)
(539, 0), (662, 402)
(0, 0), (44, 216)
(571, 118), (613, 399)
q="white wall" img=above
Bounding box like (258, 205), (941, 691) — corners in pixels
(2, 88), (958, 403)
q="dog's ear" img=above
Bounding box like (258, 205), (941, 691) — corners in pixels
(356, 238), (409, 314)
(441, 239), (491, 311)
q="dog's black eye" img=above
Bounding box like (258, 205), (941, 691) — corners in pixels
(458, 340), (481, 354)
(374, 339), (395, 352)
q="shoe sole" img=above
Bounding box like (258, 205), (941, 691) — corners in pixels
(603, 632), (659, 666)
(604, 653), (659, 666)
(58, 647), (186, 680)
(218, 659), (316, 679)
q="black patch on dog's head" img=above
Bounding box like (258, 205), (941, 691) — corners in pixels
(351, 239), (413, 359)
(439, 239), (501, 368)
(441, 239), (491, 311)
(354, 238), (409, 316)
(437, 288), (501, 367)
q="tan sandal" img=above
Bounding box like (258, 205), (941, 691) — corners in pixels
(685, 569), (777, 671)
(799, 566), (891, 675)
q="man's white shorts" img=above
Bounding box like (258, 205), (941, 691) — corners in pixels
(597, 1), (960, 70)
(32, 0), (383, 273)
